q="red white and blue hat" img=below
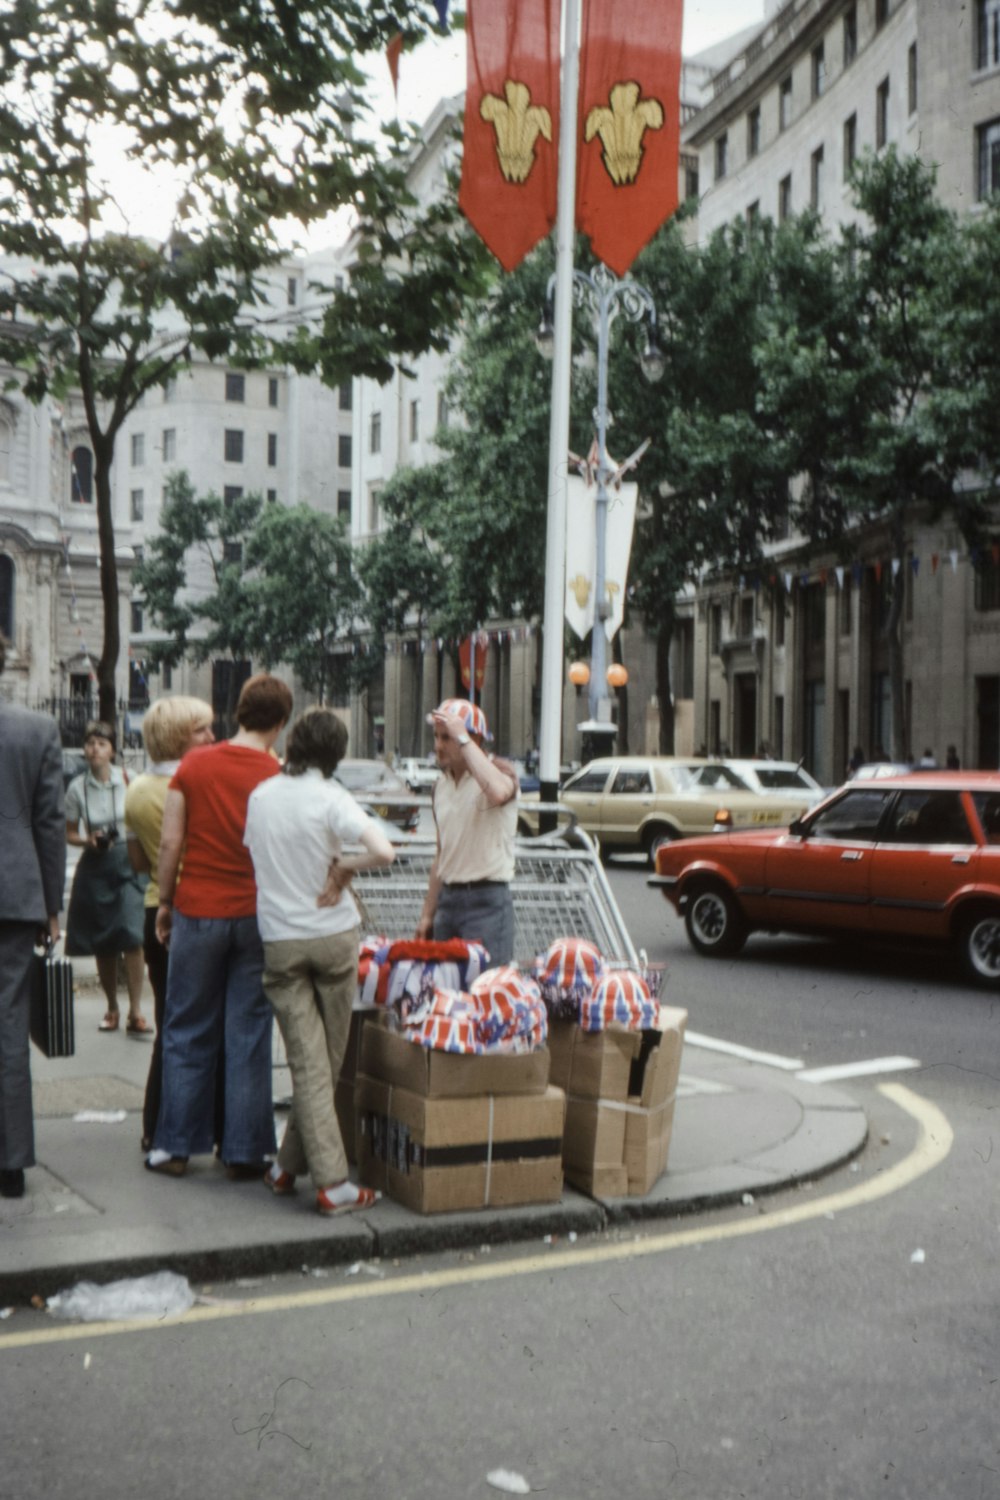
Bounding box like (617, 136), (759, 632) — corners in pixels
(428, 698), (492, 741)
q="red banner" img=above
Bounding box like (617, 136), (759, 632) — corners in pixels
(459, 633), (488, 693)
(459, 0), (560, 271)
(576, 0), (683, 275)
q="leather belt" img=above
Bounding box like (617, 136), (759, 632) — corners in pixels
(443, 879), (507, 890)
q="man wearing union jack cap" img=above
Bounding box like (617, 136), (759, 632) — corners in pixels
(416, 699), (518, 965)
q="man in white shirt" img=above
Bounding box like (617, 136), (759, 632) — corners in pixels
(416, 698), (518, 965)
(245, 707), (394, 1216)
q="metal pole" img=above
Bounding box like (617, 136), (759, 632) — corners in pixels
(589, 289), (611, 723)
(538, 0), (580, 809)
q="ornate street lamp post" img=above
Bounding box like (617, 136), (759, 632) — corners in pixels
(537, 264), (663, 746)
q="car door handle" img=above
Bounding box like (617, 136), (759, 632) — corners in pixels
(841, 850), (864, 862)
(952, 854), (970, 865)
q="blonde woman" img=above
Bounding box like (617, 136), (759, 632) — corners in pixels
(125, 696), (215, 1151)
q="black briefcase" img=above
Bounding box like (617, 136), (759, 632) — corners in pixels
(30, 949), (76, 1058)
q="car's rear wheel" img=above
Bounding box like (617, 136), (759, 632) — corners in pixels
(959, 906), (1000, 987)
(684, 883), (747, 958)
(644, 824), (675, 868)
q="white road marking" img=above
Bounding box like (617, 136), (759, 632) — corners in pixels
(685, 1030), (804, 1070)
(796, 1056), (921, 1084)
(0, 1083), (951, 1352)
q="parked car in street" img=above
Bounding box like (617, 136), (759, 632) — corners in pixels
(715, 758), (827, 805)
(518, 756), (815, 864)
(649, 771), (1000, 986)
(396, 756), (441, 793)
(850, 762), (914, 781)
(334, 759), (420, 833)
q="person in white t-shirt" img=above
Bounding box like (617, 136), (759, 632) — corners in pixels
(245, 707), (394, 1217)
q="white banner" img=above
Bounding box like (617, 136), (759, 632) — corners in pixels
(564, 475), (638, 641)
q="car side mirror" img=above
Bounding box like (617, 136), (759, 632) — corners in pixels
(789, 817), (807, 838)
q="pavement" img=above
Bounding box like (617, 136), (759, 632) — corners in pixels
(0, 967), (869, 1306)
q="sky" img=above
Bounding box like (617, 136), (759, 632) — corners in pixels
(106, 1), (767, 249)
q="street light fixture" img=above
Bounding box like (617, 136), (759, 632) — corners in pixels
(537, 263), (662, 740)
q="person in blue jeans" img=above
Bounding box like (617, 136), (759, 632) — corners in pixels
(145, 674), (292, 1178)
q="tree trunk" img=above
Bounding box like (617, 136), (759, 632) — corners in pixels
(93, 440), (120, 728)
(656, 603), (675, 754)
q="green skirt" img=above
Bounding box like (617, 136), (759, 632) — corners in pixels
(65, 842), (146, 956)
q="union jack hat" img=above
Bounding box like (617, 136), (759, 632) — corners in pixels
(427, 698), (492, 741)
(581, 970), (659, 1034)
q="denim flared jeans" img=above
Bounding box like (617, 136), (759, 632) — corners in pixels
(155, 911), (275, 1165)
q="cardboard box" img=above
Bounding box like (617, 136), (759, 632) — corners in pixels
(340, 1010), (371, 1085)
(546, 1020), (641, 1102)
(334, 1078), (357, 1165)
(359, 1017), (550, 1098)
(355, 1075), (565, 1214)
(561, 1005), (688, 1198)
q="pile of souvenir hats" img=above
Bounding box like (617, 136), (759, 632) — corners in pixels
(358, 937), (490, 1022)
(405, 967), (547, 1056)
(532, 936), (659, 1032)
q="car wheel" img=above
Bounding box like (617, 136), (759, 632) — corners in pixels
(684, 883), (747, 958)
(959, 907), (1000, 988)
(644, 825), (674, 868)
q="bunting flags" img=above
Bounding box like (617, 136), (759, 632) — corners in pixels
(576, 0), (683, 274)
(458, 0), (560, 271)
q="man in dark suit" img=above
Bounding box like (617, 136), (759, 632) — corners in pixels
(0, 632), (65, 1198)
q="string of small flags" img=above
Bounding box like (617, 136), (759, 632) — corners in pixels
(382, 625), (535, 656)
(727, 544), (999, 596)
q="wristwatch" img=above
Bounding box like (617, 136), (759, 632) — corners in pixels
(456, 732), (470, 747)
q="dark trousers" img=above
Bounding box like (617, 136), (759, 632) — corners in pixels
(0, 922), (38, 1170)
(433, 884), (515, 967)
(141, 907), (225, 1149)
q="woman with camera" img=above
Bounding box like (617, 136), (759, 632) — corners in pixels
(65, 720), (149, 1035)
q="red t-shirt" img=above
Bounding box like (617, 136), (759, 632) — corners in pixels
(171, 742), (281, 918)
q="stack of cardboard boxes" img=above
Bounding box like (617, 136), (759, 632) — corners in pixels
(354, 1019), (565, 1214)
(549, 1005), (687, 1197)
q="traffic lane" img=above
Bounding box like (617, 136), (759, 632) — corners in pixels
(1, 1087), (992, 1500)
(608, 862), (1000, 1107)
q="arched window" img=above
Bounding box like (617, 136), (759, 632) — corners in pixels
(70, 446), (93, 504)
(0, 554), (14, 641)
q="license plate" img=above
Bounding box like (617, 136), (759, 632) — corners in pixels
(752, 809), (781, 824)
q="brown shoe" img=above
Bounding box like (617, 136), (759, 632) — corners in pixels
(144, 1154), (187, 1177)
(224, 1161), (269, 1182)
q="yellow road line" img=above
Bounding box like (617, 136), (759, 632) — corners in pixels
(0, 1082), (951, 1352)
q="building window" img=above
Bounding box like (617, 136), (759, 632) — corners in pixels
(710, 603), (722, 656)
(843, 113), (858, 178)
(367, 485), (382, 534)
(978, 0), (1000, 68)
(409, 398), (420, 442)
(773, 695), (784, 757)
(843, 4), (857, 66)
(684, 158), (700, 199)
(0, 554), (14, 640)
(746, 200), (760, 230)
(839, 576), (852, 634)
(338, 382), (352, 411)
(974, 543), (1000, 611)
(747, 105), (761, 157)
(268, 377), (279, 408)
(70, 446), (93, 504)
(908, 43), (918, 113)
(778, 173), (793, 222)
(338, 433), (352, 468)
(779, 75), (792, 132)
(267, 488), (277, 504)
(130, 433), (144, 466)
(978, 118), (1000, 198)
(267, 432), (277, 467)
(875, 0), (889, 26)
(286, 276), (298, 307)
(162, 427), (176, 462)
(739, 595), (755, 638)
(337, 489), (352, 519)
(225, 372), (245, 403)
(876, 77), (890, 149)
(223, 484), (243, 505)
(714, 131), (728, 181)
(130, 488), (144, 522)
(811, 145), (825, 209)
(812, 42), (826, 99)
(436, 392), (450, 431)
(163, 378), (176, 403)
(130, 601), (143, 634)
(369, 411), (382, 454)
(224, 429), (244, 463)
(223, 541), (243, 565)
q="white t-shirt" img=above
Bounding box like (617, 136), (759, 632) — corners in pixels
(244, 768), (372, 942)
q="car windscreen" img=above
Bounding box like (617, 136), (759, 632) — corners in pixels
(807, 788), (891, 840)
(972, 791), (1000, 842)
(756, 768), (813, 790)
(337, 763), (403, 792)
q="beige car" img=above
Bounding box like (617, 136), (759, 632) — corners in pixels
(519, 756), (819, 864)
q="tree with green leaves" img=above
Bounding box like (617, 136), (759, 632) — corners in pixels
(0, 0), (489, 722)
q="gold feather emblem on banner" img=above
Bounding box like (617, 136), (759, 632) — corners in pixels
(480, 80), (553, 184)
(569, 573), (592, 608)
(585, 81), (664, 185)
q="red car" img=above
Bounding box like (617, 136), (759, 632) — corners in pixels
(649, 772), (1000, 987)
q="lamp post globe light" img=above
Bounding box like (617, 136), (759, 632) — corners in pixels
(537, 263), (663, 754)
